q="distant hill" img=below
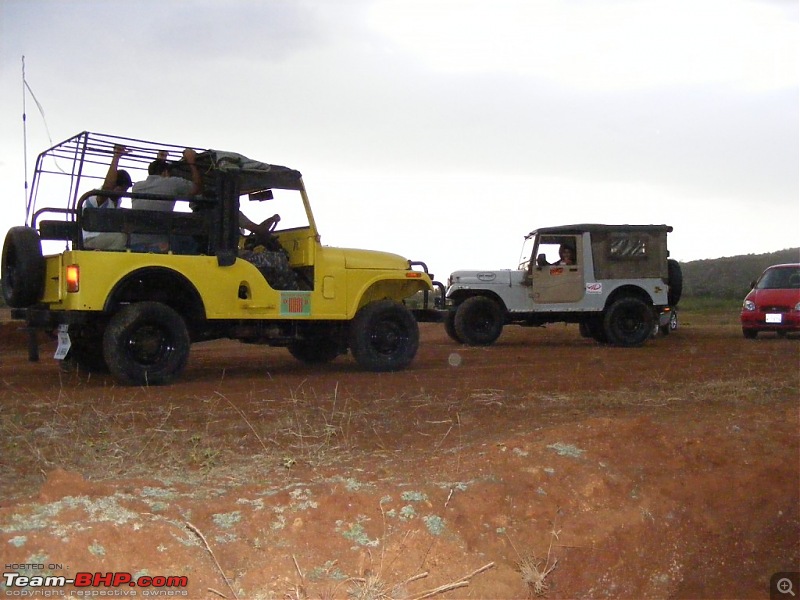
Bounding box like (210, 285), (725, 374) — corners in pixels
(680, 248), (800, 299)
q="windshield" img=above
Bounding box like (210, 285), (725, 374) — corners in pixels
(756, 266), (800, 290)
(239, 188), (310, 232)
(518, 235), (536, 270)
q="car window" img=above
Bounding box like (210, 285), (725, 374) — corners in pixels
(757, 267), (800, 290)
(240, 188), (310, 232)
(536, 235), (578, 266)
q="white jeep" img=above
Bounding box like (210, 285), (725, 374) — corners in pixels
(443, 224), (682, 347)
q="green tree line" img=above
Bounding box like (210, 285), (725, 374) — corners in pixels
(679, 247), (800, 299)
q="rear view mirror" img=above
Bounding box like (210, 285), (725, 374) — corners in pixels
(249, 190), (274, 202)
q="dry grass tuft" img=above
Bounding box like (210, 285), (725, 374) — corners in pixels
(346, 572), (393, 600)
(508, 515), (561, 597)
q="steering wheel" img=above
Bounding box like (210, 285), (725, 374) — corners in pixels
(263, 213), (280, 232)
(244, 214), (283, 252)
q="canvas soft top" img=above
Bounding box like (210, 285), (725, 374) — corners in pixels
(526, 224), (673, 238)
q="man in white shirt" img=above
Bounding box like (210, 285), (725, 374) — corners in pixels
(83, 145), (131, 250)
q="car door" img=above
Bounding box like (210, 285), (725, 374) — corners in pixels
(530, 234), (585, 304)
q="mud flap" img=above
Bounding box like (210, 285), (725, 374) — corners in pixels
(54, 324), (71, 361)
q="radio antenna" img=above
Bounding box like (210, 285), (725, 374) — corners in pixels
(22, 56), (66, 223)
(22, 55), (29, 220)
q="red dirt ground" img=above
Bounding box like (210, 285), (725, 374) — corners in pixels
(0, 310), (798, 599)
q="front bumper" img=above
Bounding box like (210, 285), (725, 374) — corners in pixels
(740, 311), (800, 332)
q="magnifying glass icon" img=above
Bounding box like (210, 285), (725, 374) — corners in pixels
(778, 578), (796, 596)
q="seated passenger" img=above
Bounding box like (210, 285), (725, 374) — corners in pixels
(556, 244), (576, 265)
(83, 145), (131, 250)
(130, 149), (203, 252)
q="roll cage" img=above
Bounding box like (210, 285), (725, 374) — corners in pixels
(27, 131), (308, 263)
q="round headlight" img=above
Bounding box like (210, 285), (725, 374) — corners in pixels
(743, 300), (756, 311)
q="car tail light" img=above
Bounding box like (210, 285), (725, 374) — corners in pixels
(66, 265), (80, 293)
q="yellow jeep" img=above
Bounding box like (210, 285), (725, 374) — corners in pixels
(2, 132), (433, 384)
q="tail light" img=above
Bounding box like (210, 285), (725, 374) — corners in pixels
(66, 264), (80, 293)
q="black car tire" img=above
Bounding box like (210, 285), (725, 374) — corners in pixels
(603, 297), (655, 347)
(453, 296), (504, 346)
(349, 300), (419, 372)
(742, 329), (758, 339)
(103, 302), (190, 385)
(2, 226), (45, 308)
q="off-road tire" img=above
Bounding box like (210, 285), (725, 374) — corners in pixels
(288, 338), (341, 364)
(667, 259), (683, 306)
(2, 226), (45, 308)
(103, 302), (190, 385)
(603, 297), (655, 347)
(349, 300), (419, 372)
(443, 309), (463, 343)
(453, 296), (504, 346)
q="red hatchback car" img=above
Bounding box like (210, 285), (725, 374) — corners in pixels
(741, 263), (800, 338)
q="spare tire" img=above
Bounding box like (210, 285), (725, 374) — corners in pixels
(2, 226), (45, 308)
(667, 259), (683, 306)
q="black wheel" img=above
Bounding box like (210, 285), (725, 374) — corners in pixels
(443, 309), (463, 343)
(349, 300), (419, 372)
(603, 297), (655, 347)
(667, 259), (683, 306)
(2, 226), (45, 308)
(288, 338), (341, 364)
(742, 329), (758, 339)
(103, 302), (190, 385)
(453, 296), (504, 346)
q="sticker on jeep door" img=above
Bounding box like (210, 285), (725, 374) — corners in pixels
(586, 283), (602, 294)
(281, 291), (311, 315)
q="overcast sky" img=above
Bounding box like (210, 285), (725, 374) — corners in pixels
(0, 0), (797, 278)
